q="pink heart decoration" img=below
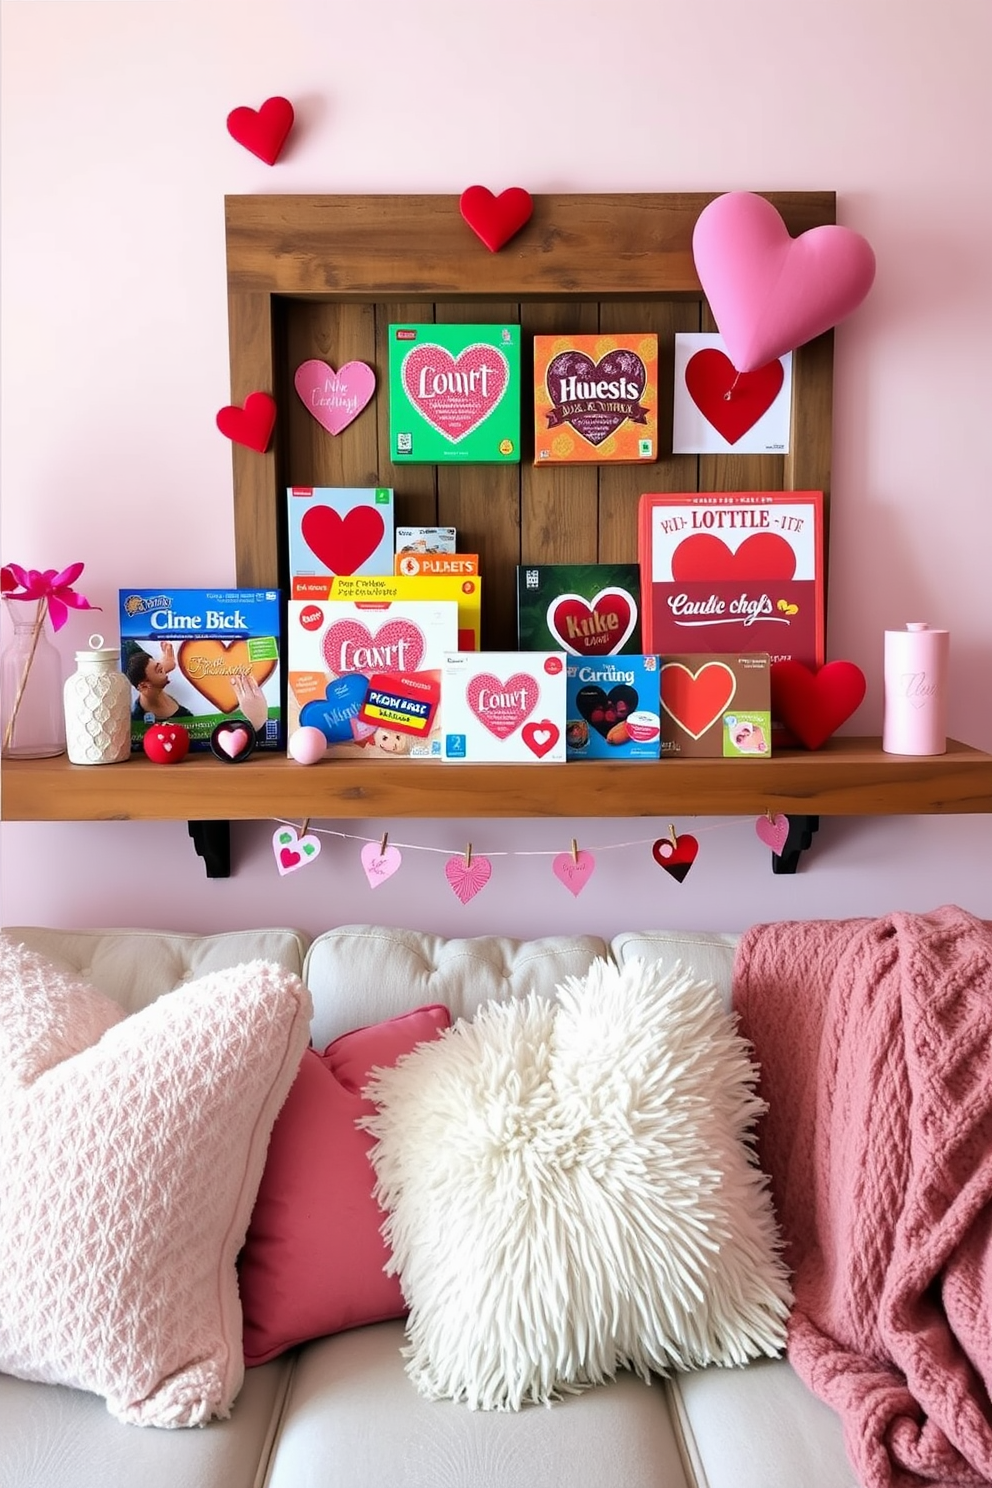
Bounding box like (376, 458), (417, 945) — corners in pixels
(466, 673), (539, 740)
(215, 725), (250, 760)
(272, 825), (321, 876)
(293, 360), (377, 436)
(754, 813), (790, 855)
(360, 842), (403, 888)
(400, 342), (509, 443)
(692, 192), (876, 372)
(552, 850), (596, 897)
(445, 855), (492, 905)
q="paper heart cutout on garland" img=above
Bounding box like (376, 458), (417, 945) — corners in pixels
(226, 96), (295, 165)
(459, 185), (533, 252)
(754, 813), (790, 856)
(552, 850), (596, 897)
(684, 349), (785, 444)
(216, 392), (276, 453)
(651, 834), (699, 883)
(293, 360), (377, 436)
(360, 842), (403, 888)
(272, 825), (321, 876)
(770, 659), (867, 750)
(445, 854), (492, 904)
(692, 191), (876, 373)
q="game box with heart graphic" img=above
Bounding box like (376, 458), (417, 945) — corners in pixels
(291, 573), (481, 652)
(119, 589), (282, 751)
(286, 597), (458, 759)
(442, 652), (566, 763)
(516, 563), (641, 657)
(638, 491), (825, 671)
(660, 652), (772, 758)
(287, 486), (395, 579)
(565, 656), (661, 759)
(534, 334), (658, 464)
(388, 323), (521, 463)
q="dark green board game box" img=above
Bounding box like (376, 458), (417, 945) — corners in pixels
(516, 564), (642, 657)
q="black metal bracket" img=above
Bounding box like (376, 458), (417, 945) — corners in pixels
(188, 821), (232, 878)
(771, 814), (820, 874)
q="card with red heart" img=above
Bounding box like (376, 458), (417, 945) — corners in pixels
(287, 486), (394, 580)
(672, 334), (792, 454)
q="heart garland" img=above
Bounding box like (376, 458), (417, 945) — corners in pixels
(459, 185), (533, 252)
(651, 831), (699, 883)
(754, 813), (790, 856)
(361, 841), (403, 888)
(445, 853), (493, 904)
(272, 825), (321, 876)
(226, 96), (295, 165)
(216, 391), (276, 453)
(551, 849), (596, 898)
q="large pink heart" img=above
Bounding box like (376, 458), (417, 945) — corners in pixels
(692, 192), (876, 372)
(322, 618), (425, 678)
(293, 360), (376, 436)
(401, 342), (509, 443)
(466, 672), (539, 740)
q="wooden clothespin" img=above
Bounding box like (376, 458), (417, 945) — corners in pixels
(379, 831), (389, 855)
(464, 842), (473, 868)
(668, 822), (679, 849)
(570, 837), (579, 863)
(300, 818), (310, 837)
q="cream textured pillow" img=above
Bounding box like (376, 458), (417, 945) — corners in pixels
(0, 935), (311, 1427)
(363, 956), (792, 1410)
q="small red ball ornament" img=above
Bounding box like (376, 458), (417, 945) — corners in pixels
(142, 721), (191, 764)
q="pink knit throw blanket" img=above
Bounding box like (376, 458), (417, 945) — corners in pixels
(733, 906), (992, 1488)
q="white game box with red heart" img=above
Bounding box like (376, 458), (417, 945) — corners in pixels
(287, 598), (458, 759)
(442, 652), (567, 763)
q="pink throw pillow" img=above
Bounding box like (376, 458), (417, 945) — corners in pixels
(0, 935), (312, 1427)
(238, 1004), (450, 1366)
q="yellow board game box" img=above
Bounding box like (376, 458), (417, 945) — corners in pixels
(534, 334), (659, 464)
(291, 573), (481, 651)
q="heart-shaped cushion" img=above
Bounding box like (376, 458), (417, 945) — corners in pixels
(692, 192), (876, 372)
(225, 96), (295, 166)
(215, 392), (276, 453)
(770, 659), (867, 750)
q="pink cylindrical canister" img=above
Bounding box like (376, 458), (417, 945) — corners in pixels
(882, 622), (948, 755)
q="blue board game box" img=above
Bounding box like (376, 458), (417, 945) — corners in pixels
(565, 655), (661, 759)
(119, 589), (282, 750)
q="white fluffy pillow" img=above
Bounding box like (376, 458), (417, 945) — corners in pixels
(363, 956), (791, 1410)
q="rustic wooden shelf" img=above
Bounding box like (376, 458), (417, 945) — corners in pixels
(4, 739), (991, 823)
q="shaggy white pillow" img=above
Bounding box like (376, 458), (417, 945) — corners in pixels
(363, 956), (791, 1410)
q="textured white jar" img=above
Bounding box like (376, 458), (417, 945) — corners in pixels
(63, 634), (132, 765)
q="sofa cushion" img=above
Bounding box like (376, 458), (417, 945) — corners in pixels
(0, 935), (311, 1426)
(363, 955), (792, 1409)
(239, 1004), (451, 1366)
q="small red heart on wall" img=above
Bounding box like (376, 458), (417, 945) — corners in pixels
(226, 96), (295, 165)
(459, 186), (533, 252)
(216, 392), (277, 453)
(770, 659), (867, 750)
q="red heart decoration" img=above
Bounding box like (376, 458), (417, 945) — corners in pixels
(216, 391), (276, 453)
(301, 506), (386, 576)
(770, 660), (867, 750)
(459, 186), (533, 252)
(226, 96), (295, 165)
(671, 532), (796, 582)
(521, 719), (560, 759)
(684, 350), (784, 444)
(651, 834), (699, 883)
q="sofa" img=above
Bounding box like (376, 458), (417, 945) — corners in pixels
(0, 919), (884, 1488)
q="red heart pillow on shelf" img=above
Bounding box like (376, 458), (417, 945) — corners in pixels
(770, 660), (867, 750)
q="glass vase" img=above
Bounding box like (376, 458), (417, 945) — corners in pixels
(0, 598), (67, 758)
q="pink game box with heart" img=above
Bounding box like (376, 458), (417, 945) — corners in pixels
(638, 491), (825, 669)
(388, 324), (521, 464)
(287, 487), (395, 579)
(442, 652), (567, 763)
(287, 598), (458, 759)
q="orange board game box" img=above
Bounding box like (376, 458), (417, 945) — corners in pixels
(534, 334), (658, 464)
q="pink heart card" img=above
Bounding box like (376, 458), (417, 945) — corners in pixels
(294, 360), (376, 436)
(445, 854), (493, 904)
(272, 824), (321, 875)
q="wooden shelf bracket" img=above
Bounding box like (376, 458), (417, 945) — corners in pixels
(771, 814), (820, 874)
(188, 820), (231, 878)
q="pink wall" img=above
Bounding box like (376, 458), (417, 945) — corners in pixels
(2, 0), (990, 939)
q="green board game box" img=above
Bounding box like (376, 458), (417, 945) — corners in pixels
(388, 323), (521, 463)
(516, 563), (642, 657)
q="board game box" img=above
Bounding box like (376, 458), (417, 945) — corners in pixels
(291, 573), (481, 651)
(565, 656), (661, 760)
(287, 486), (394, 579)
(638, 491), (825, 668)
(534, 334), (658, 464)
(660, 652), (772, 758)
(286, 598), (458, 759)
(517, 563), (641, 657)
(443, 652), (566, 763)
(119, 589), (282, 750)
(396, 526), (457, 553)
(388, 323), (521, 464)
